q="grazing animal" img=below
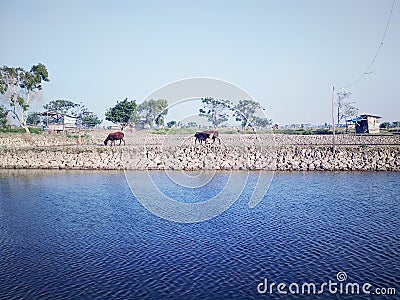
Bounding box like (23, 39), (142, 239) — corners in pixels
(104, 131), (125, 146)
(206, 130), (220, 144)
(194, 130), (220, 144)
(195, 131), (210, 144)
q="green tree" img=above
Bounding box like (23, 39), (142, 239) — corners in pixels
(81, 112), (102, 128)
(105, 98), (137, 128)
(137, 99), (168, 127)
(71, 102), (102, 129)
(0, 63), (49, 133)
(253, 116), (272, 128)
(392, 121), (400, 128)
(0, 105), (8, 127)
(167, 120), (176, 128)
(380, 122), (390, 129)
(233, 99), (263, 129)
(187, 121), (198, 128)
(199, 97), (232, 128)
(44, 99), (78, 113)
(26, 112), (42, 126)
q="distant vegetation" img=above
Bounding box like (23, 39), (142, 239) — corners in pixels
(105, 98), (168, 129)
(380, 121), (400, 134)
(380, 121), (400, 129)
(137, 99), (168, 127)
(198, 97), (271, 130)
(0, 126), (43, 134)
(274, 128), (332, 135)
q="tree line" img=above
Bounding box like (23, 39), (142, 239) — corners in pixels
(199, 97), (270, 129)
(105, 98), (168, 129)
(0, 63), (274, 133)
(104, 97), (274, 130)
(380, 121), (400, 129)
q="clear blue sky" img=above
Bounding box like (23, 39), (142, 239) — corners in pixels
(1, 0), (399, 125)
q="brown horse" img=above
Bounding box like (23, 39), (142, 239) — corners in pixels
(104, 131), (125, 146)
(206, 130), (220, 144)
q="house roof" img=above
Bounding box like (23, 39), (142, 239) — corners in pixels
(347, 116), (364, 123)
(347, 114), (382, 123)
(359, 114), (382, 118)
(38, 112), (78, 118)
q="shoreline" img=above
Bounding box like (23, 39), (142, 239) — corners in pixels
(1, 132), (399, 171)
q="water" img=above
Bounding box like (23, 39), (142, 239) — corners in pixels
(0, 170), (399, 299)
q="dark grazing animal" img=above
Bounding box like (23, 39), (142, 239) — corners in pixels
(104, 131), (125, 146)
(194, 130), (220, 144)
(194, 131), (210, 144)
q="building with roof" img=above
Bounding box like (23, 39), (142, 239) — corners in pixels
(348, 114), (382, 134)
(39, 112), (78, 134)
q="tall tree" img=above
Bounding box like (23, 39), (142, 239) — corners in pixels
(0, 63), (49, 133)
(336, 90), (358, 124)
(341, 102), (359, 123)
(233, 99), (264, 129)
(199, 97), (232, 128)
(105, 98), (137, 128)
(137, 99), (168, 127)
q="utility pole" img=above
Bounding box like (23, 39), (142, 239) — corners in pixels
(331, 86), (336, 152)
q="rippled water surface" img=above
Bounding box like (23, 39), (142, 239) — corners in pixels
(0, 170), (399, 299)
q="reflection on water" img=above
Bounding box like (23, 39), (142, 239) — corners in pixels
(0, 170), (399, 299)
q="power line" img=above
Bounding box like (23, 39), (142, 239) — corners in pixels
(340, 0), (396, 89)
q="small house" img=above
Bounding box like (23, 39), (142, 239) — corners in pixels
(107, 125), (122, 131)
(41, 112), (78, 134)
(349, 114), (381, 134)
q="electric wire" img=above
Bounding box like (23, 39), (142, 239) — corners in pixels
(340, 0), (396, 89)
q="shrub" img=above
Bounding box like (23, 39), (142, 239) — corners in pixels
(0, 127), (43, 134)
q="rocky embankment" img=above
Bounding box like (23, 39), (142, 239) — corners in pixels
(0, 132), (399, 171)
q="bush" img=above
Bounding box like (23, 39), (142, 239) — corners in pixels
(29, 127), (43, 134)
(0, 127), (43, 134)
(301, 130), (313, 135)
(150, 128), (197, 135)
(314, 129), (331, 135)
(151, 128), (170, 135)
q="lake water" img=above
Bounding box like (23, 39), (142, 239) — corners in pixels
(0, 170), (399, 299)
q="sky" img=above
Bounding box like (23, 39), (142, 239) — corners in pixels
(1, 0), (399, 126)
